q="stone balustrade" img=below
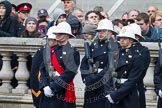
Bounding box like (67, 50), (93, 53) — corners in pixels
(0, 37), (160, 108)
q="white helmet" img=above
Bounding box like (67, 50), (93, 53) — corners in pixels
(53, 21), (76, 38)
(130, 23), (144, 39)
(46, 26), (56, 39)
(117, 26), (137, 41)
(96, 19), (117, 34)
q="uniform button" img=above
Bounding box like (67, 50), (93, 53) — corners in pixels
(101, 62), (103, 64)
(60, 56), (62, 59)
(124, 71), (127, 74)
(136, 50), (139, 52)
(92, 49), (94, 52)
(126, 61), (128, 63)
(101, 44), (103, 47)
(128, 55), (132, 58)
(122, 53), (124, 55)
(94, 43), (96, 46)
(63, 52), (66, 55)
(104, 52), (106, 54)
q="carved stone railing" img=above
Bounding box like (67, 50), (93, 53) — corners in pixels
(0, 37), (160, 108)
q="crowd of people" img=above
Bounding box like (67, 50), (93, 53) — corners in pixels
(0, 0), (162, 108)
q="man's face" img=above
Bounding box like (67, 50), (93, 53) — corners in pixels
(87, 12), (99, 25)
(0, 5), (6, 16)
(63, 0), (75, 13)
(147, 6), (157, 16)
(18, 11), (30, 21)
(119, 37), (133, 49)
(56, 33), (69, 43)
(128, 10), (139, 20)
(48, 39), (57, 47)
(98, 30), (108, 41)
(73, 10), (84, 23)
(136, 20), (149, 35)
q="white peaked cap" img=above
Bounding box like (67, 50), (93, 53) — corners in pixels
(117, 26), (138, 41)
(96, 19), (117, 34)
(46, 26), (56, 39)
(130, 23), (144, 39)
(53, 21), (76, 38)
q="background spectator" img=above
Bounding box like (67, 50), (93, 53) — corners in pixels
(150, 11), (162, 28)
(37, 9), (51, 22)
(11, 3), (17, 16)
(85, 10), (100, 25)
(61, 0), (76, 16)
(21, 17), (40, 38)
(48, 8), (66, 28)
(16, 2), (32, 37)
(72, 7), (84, 24)
(82, 23), (97, 42)
(67, 14), (82, 38)
(128, 9), (140, 20)
(147, 5), (158, 17)
(0, 0), (18, 37)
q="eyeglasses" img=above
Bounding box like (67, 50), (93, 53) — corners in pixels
(147, 10), (155, 13)
(155, 19), (162, 21)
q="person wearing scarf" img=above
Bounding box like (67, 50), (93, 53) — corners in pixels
(39, 21), (80, 108)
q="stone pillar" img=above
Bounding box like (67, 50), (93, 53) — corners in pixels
(0, 52), (14, 93)
(12, 53), (29, 94)
(144, 57), (157, 100)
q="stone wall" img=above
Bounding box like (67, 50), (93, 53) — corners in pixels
(0, 37), (160, 108)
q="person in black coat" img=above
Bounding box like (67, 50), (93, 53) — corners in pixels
(106, 26), (144, 108)
(30, 26), (58, 108)
(154, 57), (162, 108)
(130, 23), (151, 108)
(0, 0), (18, 37)
(39, 22), (80, 108)
(80, 19), (118, 108)
(31, 47), (44, 108)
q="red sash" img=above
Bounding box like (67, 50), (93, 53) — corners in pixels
(51, 48), (76, 103)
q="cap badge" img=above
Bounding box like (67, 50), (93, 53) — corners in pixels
(24, 5), (27, 9)
(40, 10), (44, 13)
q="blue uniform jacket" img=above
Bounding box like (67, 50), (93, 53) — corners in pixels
(110, 46), (144, 108)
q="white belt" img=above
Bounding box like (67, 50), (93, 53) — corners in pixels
(120, 79), (128, 84)
(98, 68), (103, 73)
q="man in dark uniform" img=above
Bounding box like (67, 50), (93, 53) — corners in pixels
(39, 21), (80, 108)
(130, 23), (151, 108)
(106, 26), (144, 108)
(16, 2), (32, 37)
(154, 57), (162, 108)
(80, 19), (118, 108)
(30, 26), (57, 108)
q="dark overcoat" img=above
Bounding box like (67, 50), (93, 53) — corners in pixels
(30, 47), (44, 108)
(80, 39), (117, 108)
(154, 58), (162, 108)
(133, 42), (150, 108)
(109, 46), (144, 108)
(39, 42), (80, 108)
